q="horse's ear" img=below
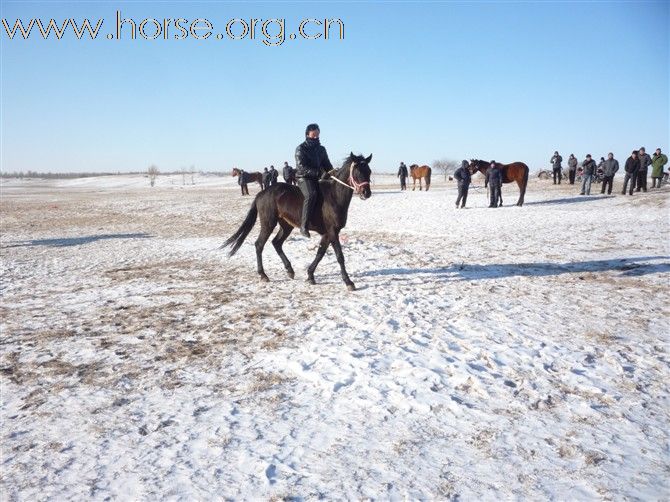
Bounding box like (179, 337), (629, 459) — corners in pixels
(365, 154), (372, 164)
(350, 151), (355, 159)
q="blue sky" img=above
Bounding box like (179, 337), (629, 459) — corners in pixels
(1, 1), (668, 173)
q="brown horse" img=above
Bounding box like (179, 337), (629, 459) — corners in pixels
(222, 153), (373, 291)
(409, 164), (432, 191)
(469, 159), (529, 206)
(232, 167), (263, 194)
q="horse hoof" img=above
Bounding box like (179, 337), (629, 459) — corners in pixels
(260, 275), (270, 283)
(307, 277), (316, 285)
(287, 270), (295, 279)
(347, 283), (356, 291)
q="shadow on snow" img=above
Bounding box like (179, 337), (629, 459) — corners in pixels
(4, 233), (152, 248)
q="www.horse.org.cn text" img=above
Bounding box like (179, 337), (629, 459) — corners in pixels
(1, 12), (345, 46)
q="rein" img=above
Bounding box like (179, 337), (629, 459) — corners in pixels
(328, 161), (370, 194)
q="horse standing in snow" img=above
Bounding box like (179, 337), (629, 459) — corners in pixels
(409, 164), (432, 191)
(469, 159), (529, 206)
(222, 153), (373, 291)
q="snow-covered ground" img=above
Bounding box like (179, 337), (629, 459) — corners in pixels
(1, 173), (669, 500)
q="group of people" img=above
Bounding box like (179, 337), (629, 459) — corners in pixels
(261, 165), (279, 189)
(550, 148), (667, 195)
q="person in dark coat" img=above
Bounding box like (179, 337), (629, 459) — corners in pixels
(295, 123), (333, 237)
(262, 167), (270, 190)
(622, 150), (640, 195)
(600, 153), (619, 195)
(551, 151), (563, 184)
(282, 161), (295, 185)
(238, 169), (250, 195)
(580, 154), (597, 195)
(453, 160), (471, 208)
(486, 160), (502, 208)
(567, 154), (578, 184)
(397, 162), (408, 190)
(269, 165), (279, 186)
(636, 147), (652, 192)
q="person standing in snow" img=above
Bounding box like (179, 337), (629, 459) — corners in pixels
(567, 154), (578, 184)
(262, 167), (270, 190)
(636, 147), (652, 192)
(397, 162), (408, 190)
(454, 160), (471, 208)
(651, 148), (667, 188)
(487, 160), (503, 207)
(551, 151), (563, 184)
(600, 153), (619, 195)
(622, 150), (639, 195)
(580, 154), (597, 195)
(269, 165), (279, 186)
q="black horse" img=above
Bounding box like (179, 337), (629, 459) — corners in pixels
(222, 153), (372, 290)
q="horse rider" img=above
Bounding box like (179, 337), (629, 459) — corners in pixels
(454, 160), (471, 208)
(269, 165), (279, 186)
(551, 151), (563, 184)
(295, 123), (333, 237)
(397, 162), (408, 190)
(487, 160), (502, 208)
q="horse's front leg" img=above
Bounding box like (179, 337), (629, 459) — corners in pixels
(307, 234), (329, 285)
(419, 178), (423, 191)
(330, 234), (355, 291)
(412, 178), (416, 191)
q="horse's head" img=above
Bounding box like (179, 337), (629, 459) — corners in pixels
(409, 164), (418, 171)
(231, 168), (239, 177)
(468, 159), (485, 174)
(348, 152), (373, 200)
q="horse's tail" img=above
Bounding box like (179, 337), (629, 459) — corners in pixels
(425, 167), (432, 187)
(221, 200), (258, 257)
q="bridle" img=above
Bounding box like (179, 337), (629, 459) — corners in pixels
(328, 160), (370, 194)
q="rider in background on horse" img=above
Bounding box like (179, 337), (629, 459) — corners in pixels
(551, 151), (563, 184)
(487, 161), (502, 208)
(295, 123), (333, 238)
(454, 160), (471, 208)
(397, 162), (408, 190)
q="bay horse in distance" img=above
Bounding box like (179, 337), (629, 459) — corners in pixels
(222, 153), (373, 291)
(469, 159), (529, 206)
(409, 164), (432, 191)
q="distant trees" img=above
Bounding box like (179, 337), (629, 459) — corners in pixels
(147, 164), (159, 187)
(433, 159), (460, 181)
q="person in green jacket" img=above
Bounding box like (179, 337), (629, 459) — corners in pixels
(651, 148), (668, 188)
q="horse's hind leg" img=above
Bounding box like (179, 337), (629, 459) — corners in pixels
(272, 221), (295, 279)
(307, 234), (329, 285)
(517, 178), (526, 206)
(330, 233), (355, 291)
(255, 219), (276, 282)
